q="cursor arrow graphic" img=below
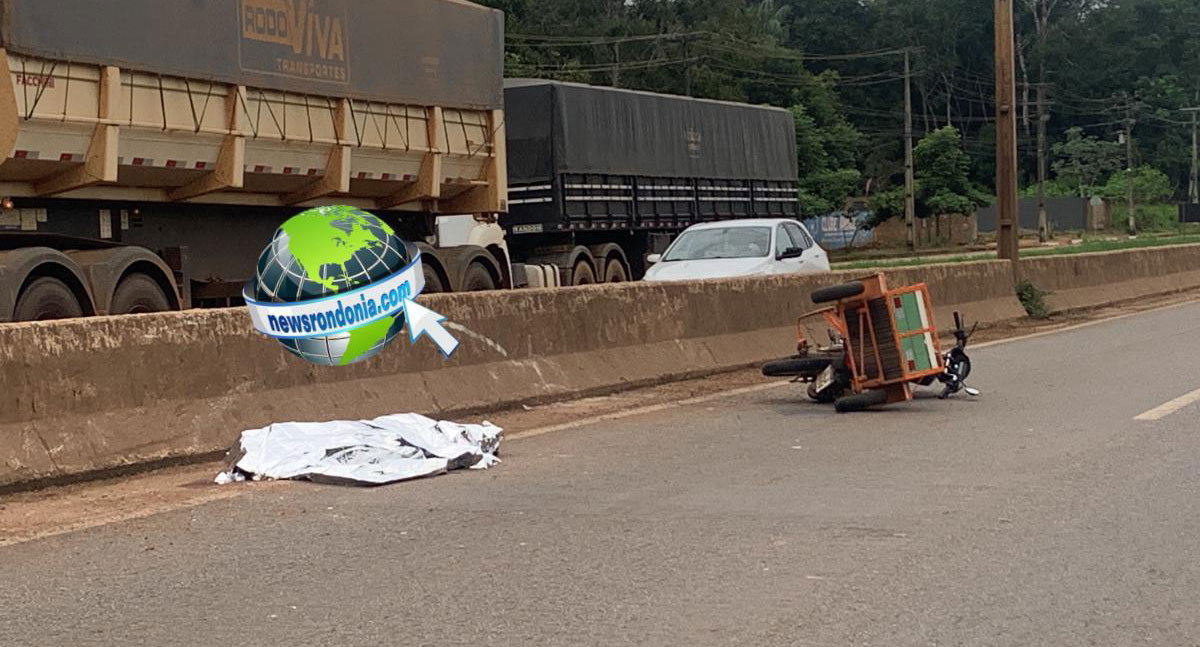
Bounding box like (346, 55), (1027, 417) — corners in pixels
(401, 298), (460, 357)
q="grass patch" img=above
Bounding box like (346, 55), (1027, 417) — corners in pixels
(1023, 234), (1200, 257)
(1015, 280), (1051, 319)
(834, 254), (987, 270)
(834, 234), (1200, 270)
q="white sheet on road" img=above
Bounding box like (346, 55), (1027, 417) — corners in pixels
(216, 413), (502, 486)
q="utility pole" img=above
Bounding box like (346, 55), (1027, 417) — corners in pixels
(903, 48), (916, 250)
(1123, 97), (1136, 235)
(1183, 106), (1200, 204)
(611, 42), (620, 88)
(1036, 82), (1049, 242)
(683, 40), (692, 96)
(994, 0), (1020, 271)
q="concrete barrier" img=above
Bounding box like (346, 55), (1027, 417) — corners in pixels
(0, 245), (1193, 488)
(1021, 244), (1200, 312)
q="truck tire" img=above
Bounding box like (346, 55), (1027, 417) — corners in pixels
(761, 356), (833, 377)
(834, 389), (889, 413)
(571, 260), (596, 286)
(603, 258), (629, 283)
(423, 264), (446, 293)
(13, 277), (84, 321)
(460, 262), (497, 291)
(811, 281), (865, 304)
(110, 273), (172, 314)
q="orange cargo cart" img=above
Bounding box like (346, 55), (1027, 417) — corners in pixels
(762, 273), (977, 412)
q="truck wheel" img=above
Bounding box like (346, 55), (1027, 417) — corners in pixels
(460, 262), (497, 291)
(811, 281), (865, 304)
(13, 277), (84, 321)
(603, 258), (629, 283)
(761, 356), (832, 377)
(834, 389), (889, 413)
(571, 261), (596, 286)
(110, 274), (171, 314)
(423, 264), (446, 293)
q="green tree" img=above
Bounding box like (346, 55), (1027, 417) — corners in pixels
(1019, 179), (1077, 198)
(791, 72), (863, 215)
(485, 0), (1200, 204)
(1051, 127), (1123, 197)
(913, 126), (992, 217)
(870, 126), (990, 223)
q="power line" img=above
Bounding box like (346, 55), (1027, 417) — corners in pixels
(507, 32), (704, 45)
(706, 61), (909, 86)
(510, 31), (916, 63)
(506, 55), (703, 75)
(703, 40), (911, 62)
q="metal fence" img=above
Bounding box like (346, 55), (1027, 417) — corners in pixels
(976, 197), (1089, 232)
(802, 214), (874, 249)
(1180, 204), (1200, 223)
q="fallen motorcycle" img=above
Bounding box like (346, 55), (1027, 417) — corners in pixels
(761, 273), (978, 412)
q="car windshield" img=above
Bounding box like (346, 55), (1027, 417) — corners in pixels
(662, 227), (772, 261)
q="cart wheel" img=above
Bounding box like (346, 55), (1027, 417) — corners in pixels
(834, 389), (889, 413)
(761, 356), (833, 377)
(811, 281), (866, 304)
(807, 382), (843, 404)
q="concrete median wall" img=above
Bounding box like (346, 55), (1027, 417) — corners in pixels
(1021, 244), (1200, 312)
(0, 244), (1195, 488)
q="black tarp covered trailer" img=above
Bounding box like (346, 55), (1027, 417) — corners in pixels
(503, 79), (800, 237)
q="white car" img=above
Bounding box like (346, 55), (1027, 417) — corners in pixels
(642, 218), (831, 282)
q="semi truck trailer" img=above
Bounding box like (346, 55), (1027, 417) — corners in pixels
(502, 79), (800, 285)
(0, 0), (511, 322)
(0, 2), (805, 322)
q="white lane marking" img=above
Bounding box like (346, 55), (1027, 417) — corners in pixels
(507, 381), (791, 441)
(0, 484), (250, 549)
(1134, 387), (1200, 421)
(972, 298), (1199, 350)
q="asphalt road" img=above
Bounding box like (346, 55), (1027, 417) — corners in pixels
(3, 301), (1200, 646)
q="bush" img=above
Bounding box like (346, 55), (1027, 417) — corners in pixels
(1015, 280), (1051, 319)
(1135, 204), (1179, 232)
(1107, 203), (1178, 232)
(1099, 166), (1173, 204)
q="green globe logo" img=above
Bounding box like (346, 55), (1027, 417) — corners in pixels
(252, 205), (415, 366)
